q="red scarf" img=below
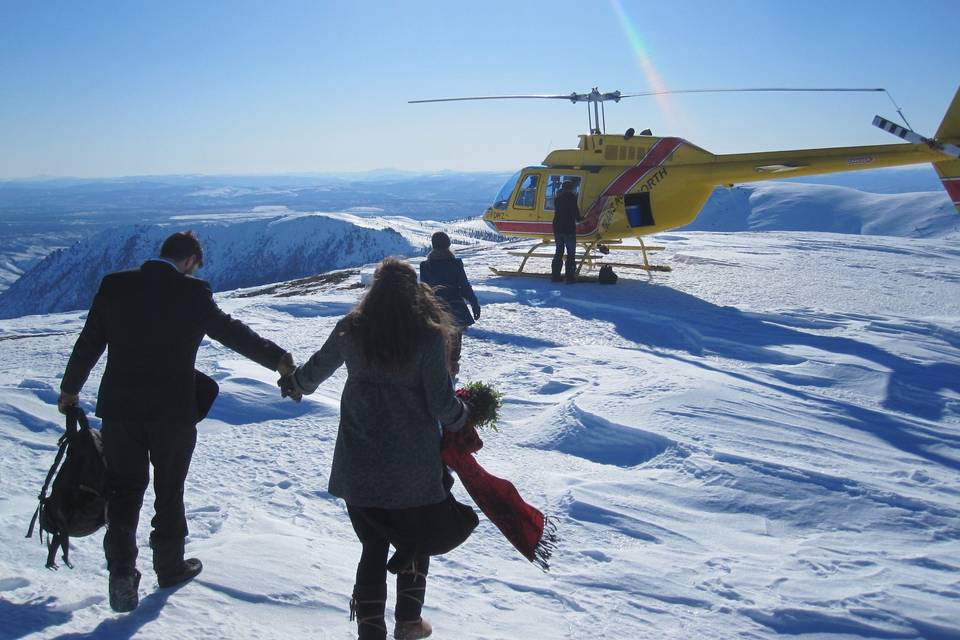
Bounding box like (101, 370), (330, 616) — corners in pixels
(441, 424), (557, 570)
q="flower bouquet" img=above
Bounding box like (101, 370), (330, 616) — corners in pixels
(443, 381), (557, 570)
(455, 381), (503, 431)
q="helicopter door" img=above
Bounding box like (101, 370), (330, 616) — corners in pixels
(513, 173), (540, 209)
(624, 192), (655, 227)
(544, 174), (583, 211)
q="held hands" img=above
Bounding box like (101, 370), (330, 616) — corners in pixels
(57, 391), (79, 415)
(278, 374), (302, 402)
(276, 352), (302, 402)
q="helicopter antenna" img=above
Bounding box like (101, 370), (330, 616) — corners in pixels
(409, 87), (901, 134)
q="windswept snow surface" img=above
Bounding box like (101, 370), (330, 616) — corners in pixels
(1, 232), (959, 639)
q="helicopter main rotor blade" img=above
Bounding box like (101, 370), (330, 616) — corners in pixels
(409, 86), (913, 131)
(411, 87), (888, 105)
(614, 87), (915, 128)
(409, 94), (576, 104)
(616, 87), (885, 98)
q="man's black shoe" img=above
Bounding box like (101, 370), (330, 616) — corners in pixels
(157, 558), (203, 588)
(109, 570), (141, 613)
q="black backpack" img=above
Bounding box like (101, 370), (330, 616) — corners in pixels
(598, 265), (618, 284)
(26, 407), (107, 569)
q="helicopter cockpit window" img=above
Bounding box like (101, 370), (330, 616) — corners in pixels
(492, 171), (521, 210)
(545, 175), (582, 210)
(513, 174), (540, 209)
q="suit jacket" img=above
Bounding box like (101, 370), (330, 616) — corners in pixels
(61, 260), (285, 423)
(419, 251), (479, 329)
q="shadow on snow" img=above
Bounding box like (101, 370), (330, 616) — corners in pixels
(496, 276), (960, 471)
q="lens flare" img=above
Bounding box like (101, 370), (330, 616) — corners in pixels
(609, 0), (683, 132)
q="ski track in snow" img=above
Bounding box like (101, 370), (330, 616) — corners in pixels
(1, 231), (959, 639)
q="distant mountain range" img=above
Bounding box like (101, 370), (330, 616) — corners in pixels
(0, 171), (514, 227)
(0, 212), (498, 319)
(0, 167), (957, 319)
(0, 170), (512, 292)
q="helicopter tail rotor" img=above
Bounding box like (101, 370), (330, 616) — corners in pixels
(872, 115), (960, 160)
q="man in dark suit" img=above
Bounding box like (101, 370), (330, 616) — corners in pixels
(419, 231), (480, 376)
(552, 179), (583, 284)
(58, 231), (295, 613)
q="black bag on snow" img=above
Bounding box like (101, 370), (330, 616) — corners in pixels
(598, 264), (618, 284)
(26, 407), (107, 569)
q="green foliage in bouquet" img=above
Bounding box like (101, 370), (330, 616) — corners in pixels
(456, 381), (503, 431)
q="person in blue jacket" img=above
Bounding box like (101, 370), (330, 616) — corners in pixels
(419, 232), (480, 376)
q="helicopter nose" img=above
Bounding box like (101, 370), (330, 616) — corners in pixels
(483, 217), (499, 233)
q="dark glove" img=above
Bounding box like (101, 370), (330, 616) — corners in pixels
(278, 375), (302, 402)
(472, 305), (481, 321)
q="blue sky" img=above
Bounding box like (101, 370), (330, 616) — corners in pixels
(2, 0), (958, 178)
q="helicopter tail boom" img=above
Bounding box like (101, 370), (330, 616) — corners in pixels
(707, 87), (960, 199)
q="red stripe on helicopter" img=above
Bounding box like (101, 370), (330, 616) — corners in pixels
(492, 137), (685, 236)
(600, 138), (684, 197)
(942, 177), (960, 203)
(576, 137), (685, 235)
(494, 220), (554, 234)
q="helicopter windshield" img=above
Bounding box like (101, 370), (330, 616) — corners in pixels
(492, 171), (521, 210)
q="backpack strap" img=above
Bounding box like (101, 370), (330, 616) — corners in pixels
(45, 532), (73, 570)
(25, 407), (86, 540)
(66, 406), (88, 438)
(26, 434), (69, 540)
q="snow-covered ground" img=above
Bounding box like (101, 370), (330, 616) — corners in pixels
(1, 231), (958, 639)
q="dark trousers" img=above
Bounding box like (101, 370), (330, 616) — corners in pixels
(552, 232), (577, 281)
(100, 418), (197, 577)
(449, 330), (463, 376)
(347, 504), (430, 623)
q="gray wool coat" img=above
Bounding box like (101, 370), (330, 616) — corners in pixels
(292, 318), (467, 509)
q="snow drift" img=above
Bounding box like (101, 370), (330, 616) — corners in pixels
(1, 231), (957, 638)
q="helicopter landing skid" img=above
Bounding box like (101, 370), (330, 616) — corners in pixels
(493, 238), (671, 281)
(488, 266), (601, 283)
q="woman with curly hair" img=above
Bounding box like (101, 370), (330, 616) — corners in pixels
(288, 257), (475, 640)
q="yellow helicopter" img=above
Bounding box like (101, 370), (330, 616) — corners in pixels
(411, 87), (960, 280)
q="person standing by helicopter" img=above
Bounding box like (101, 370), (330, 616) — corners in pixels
(552, 179), (582, 284)
(419, 231), (481, 376)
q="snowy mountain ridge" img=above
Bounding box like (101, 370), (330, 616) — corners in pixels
(0, 212), (494, 320)
(687, 182), (958, 237)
